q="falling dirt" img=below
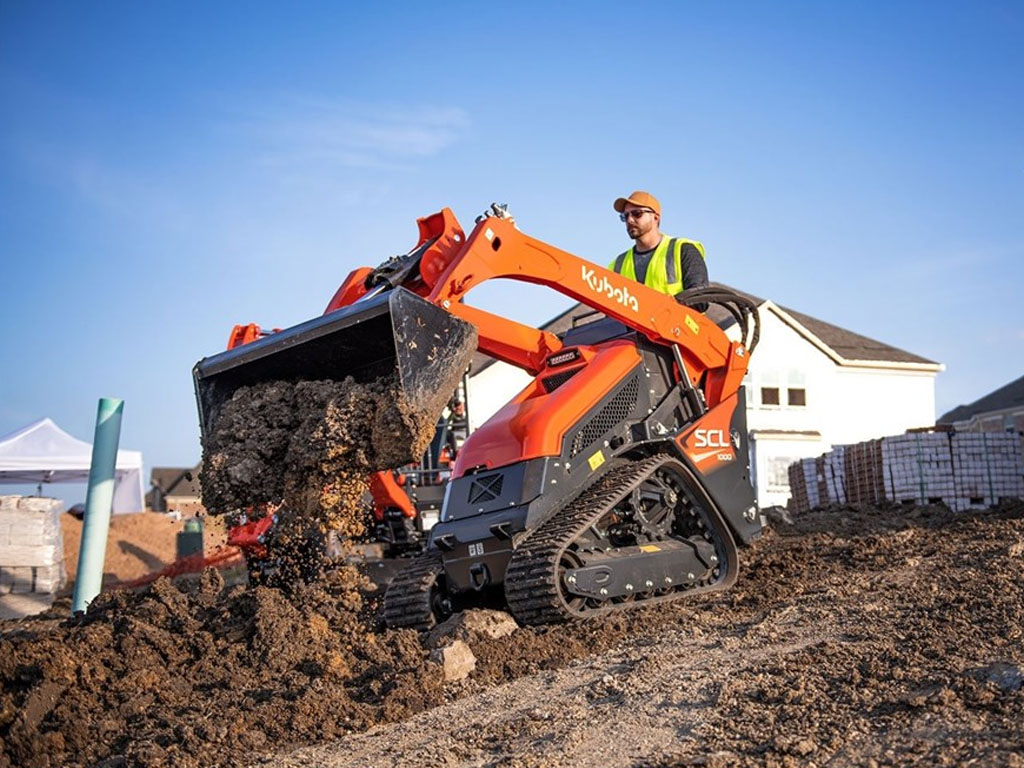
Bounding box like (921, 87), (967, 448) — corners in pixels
(200, 377), (441, 536)
(2, 500), (1022, 768)
(198, 304), (477, 567)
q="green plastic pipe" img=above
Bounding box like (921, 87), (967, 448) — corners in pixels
(71, 397), (124, 614)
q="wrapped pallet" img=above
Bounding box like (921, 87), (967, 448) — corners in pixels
(0, 496), (66, 601)
(815, 456), (829, 509)
(823, 445), (847, 505)
(845, 440), (886, 505)
(802, 458), (820, 511)
(787, 458), (819, 514)
(881, 433), (956, 508)
(950, 432), (1024, 512)
(787, 461), (811, 514)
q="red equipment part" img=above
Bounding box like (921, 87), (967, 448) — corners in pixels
(369, 471), (416, 521)
(225, 514), (276, 560)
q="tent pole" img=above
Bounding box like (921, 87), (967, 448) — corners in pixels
(71, 397), (124, 614)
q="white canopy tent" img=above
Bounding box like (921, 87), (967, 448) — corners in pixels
(0, 418), (145, 514)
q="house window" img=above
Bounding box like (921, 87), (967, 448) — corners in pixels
(787, 388), (807, 407)
(767, 457), (794, 491)
(761, 387), (780, 406)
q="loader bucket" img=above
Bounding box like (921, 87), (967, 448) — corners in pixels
(193, 288), (477, 458)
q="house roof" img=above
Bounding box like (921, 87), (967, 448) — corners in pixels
(469, 282), (939, 374)
(937, 373), (1024, 424)
(704, 284), (938, 366)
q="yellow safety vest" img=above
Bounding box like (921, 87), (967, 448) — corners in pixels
(609, 236), (706, 296)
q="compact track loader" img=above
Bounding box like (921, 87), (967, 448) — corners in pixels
(194, 204), (761, 628)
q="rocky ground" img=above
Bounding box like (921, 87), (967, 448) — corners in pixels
(1, 500), (1021, 768)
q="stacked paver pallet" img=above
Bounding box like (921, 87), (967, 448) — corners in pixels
(787, 431), (1024, 514)
(787, 457), (819, 514)
(881, 433), (958, 508)
(950, 432), (1024, 512)
(844, 440), (886, 505)
(0, 496), (66, 602)
(822, 446), (847, 505)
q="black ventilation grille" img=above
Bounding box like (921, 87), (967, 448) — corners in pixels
(541, 367), (581, 393)
(569, 374), (640, 458)
(468, 473), (504, 504)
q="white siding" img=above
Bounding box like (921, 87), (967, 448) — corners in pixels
(739, 309), (835, 437)
(826, 367), (936, 443)
(465, 361), (531, 432)
(724, 306), (938, 507)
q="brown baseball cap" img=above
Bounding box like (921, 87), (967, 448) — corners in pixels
(613, 190), (660, 215)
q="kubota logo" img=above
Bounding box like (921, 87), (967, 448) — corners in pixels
(694, 429), (730, 449)
(581, 266), (639, 312)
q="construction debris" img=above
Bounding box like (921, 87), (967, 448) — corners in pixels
(0, 496), (66, 614)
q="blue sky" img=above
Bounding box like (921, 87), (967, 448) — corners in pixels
(1, 1), (1022, 504)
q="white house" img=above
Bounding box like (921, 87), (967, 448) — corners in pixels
(465, 284), (943, 509)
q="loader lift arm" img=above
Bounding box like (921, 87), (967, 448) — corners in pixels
(319, 207), (752, 401)
(420, 211), (752, 406)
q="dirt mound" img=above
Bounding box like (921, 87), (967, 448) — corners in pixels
(0, 566), (426, 768)
(2, 501), (1021, 768)
(272, 500), (1024, 768)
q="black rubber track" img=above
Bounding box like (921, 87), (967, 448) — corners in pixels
(504, 454), (738, 625)
(382, 549), (446, 629)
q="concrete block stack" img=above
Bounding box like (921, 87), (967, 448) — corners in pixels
(844, 439), (886, 505)
(822, 446), (848, 505)
(950, 432), (1024, 511)
(0, 496), (66, 608)
(786, 430), (1024, 513)
(881, 433), (957, 507)
(786, 457), (820, 514)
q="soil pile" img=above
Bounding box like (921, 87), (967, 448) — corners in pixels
(0, 568), (433, 768)
(271, 500), (1024, 768)
(61, 513), (232, 590)
(2, 501), (1021, 768)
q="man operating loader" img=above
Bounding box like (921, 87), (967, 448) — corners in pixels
(610, 190), (709, 307)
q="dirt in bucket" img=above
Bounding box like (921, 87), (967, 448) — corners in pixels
(199, 376), (441, 537)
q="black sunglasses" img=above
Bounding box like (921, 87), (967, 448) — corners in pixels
(619, 209), (654, 222)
